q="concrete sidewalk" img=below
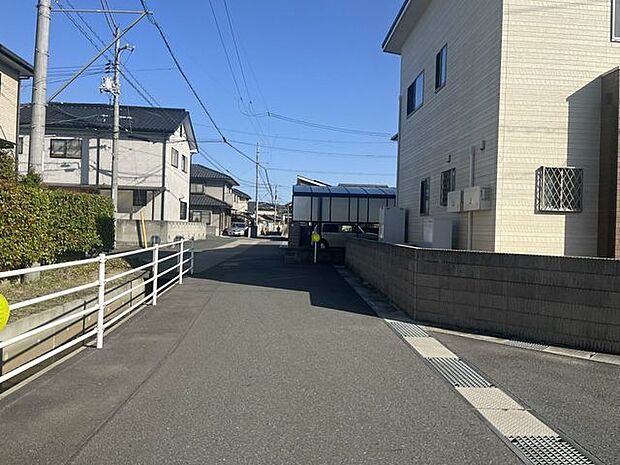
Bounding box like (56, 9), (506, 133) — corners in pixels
(0, 242), (615, 464)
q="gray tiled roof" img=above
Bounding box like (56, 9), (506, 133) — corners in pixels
(20, 102), (189, 135)
(232, 188), (251, 200)
(190, 194), (231, 210)
(190, 164), (239, 186)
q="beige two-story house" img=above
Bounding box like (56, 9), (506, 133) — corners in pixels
(18, 102), (198, 221)
(0, 45), (33, 152)
(385, 0), (620, 257)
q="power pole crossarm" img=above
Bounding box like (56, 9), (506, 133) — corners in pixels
(28, 0), (52, 175)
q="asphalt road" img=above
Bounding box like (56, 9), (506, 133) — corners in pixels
(0, 242), (616, 464)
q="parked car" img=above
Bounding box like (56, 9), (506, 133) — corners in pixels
(226, 222), (248, 237)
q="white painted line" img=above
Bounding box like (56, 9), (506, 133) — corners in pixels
(478, 409), (558, 438)
(457, 387), (524, 411)
(405, 337), (458, 359)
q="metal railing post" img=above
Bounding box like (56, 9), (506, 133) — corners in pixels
(178, 239), (184, 285)
(96, 253), (106, 349)
(152, 243), (159, 306)
(190, 240), (195, 276)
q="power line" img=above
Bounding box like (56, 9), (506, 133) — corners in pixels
(249, 112), (393, 138)
(100, 0), (117, 33)
(268, 167), (395, 176)
(221, 0), (251, 102)
(226, 140), (395, 159)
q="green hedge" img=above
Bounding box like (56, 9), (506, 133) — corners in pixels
(0, 181), (114, 270)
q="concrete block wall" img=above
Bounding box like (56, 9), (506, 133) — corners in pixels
(346, 239), (620, 355)
(116, 219), (208, 247)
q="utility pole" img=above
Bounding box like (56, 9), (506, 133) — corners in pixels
(111, 27), (121, 218)
(254, 143), (260, 237)
(274, 185), (278, 226)
(28, 0), (52, 175)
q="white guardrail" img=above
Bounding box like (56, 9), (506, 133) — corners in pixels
(0, 239), (195, 385)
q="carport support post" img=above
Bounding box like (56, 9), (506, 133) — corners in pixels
(313, 241), (318, 264)
(178, 239), (184, 285)
(152, 244), (159, 306)
(96, 254), (106, 349)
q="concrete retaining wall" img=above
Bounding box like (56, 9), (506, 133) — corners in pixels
(0, 274), (146, 389)
(346, 239), (620, 354)
(116, 219), (208, 246)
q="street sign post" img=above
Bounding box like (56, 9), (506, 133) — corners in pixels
(311, 231), (321, 264)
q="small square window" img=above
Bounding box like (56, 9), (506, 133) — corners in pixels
(191, 211), (202, 222)
(50, 139), (82, 159)
(171, 148), (179, 168)
(535, 167), (583, 213)
(440, 168), (456, 206)
(190, 183), (204, 194)
(435, 45), (447, 91)
(420, 177), (431, 216)
(133, 190), (147, 207)
(406, 71), (425, 116)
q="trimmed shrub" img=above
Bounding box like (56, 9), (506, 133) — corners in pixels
(0, 181), (113, 270)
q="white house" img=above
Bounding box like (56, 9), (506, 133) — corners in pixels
(384, 0), (620, 257)
(0, 44), (33, 151)
(18, 102), (198, 222)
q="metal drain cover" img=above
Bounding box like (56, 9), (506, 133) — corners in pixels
(510, 436), (595, 464)
(427, 358), (492, 388)
(505, 340), (550, 351)
(386, 319), (429, 338)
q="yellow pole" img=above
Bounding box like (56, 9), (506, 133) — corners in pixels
(140, 211), (148, 248)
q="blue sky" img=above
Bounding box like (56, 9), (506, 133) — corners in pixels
(3, 1), (402, 202)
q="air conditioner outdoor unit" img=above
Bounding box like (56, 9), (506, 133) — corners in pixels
(463, 186), (492, 211)
(447, 190), (462, 213)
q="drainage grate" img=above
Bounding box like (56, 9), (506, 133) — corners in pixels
(427, 358), (492, 388)
(386, 319), (429, 338)
(510, 436), (595, 465)
(505, 340), (550, 351)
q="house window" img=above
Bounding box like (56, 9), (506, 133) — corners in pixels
(191, 211), (202, 222)
(50, 139), (82, 159)
(181, 154), (187, 173)
(420, 177), (430, 216)
(204, 210), (212, 225)
(535, 167), (583, 213)
(190, 183), (204, 194)
(435, 45), (447, 91)
(406, 71), (425, 116)
(440, 168), (456, 206)
(18, 137), (24, 155)
(133, 190), (147, 207)
(171, 148), (179, 168)
(180, 200), (188, 220)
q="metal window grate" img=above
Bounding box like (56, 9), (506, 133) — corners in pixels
(386, 319), (429, 338)
(510, 437), (595, 464)
(427, 358), (492, 388)
(440, 168), (456, 206)
(536, 167), (583, 213)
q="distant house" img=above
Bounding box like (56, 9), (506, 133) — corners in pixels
(18, 102), (198, 222)
(190, 165), (251, 235)
(0, 44), (33, 152)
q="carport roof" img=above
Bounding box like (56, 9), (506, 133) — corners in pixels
(292, 185), (396, 198)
